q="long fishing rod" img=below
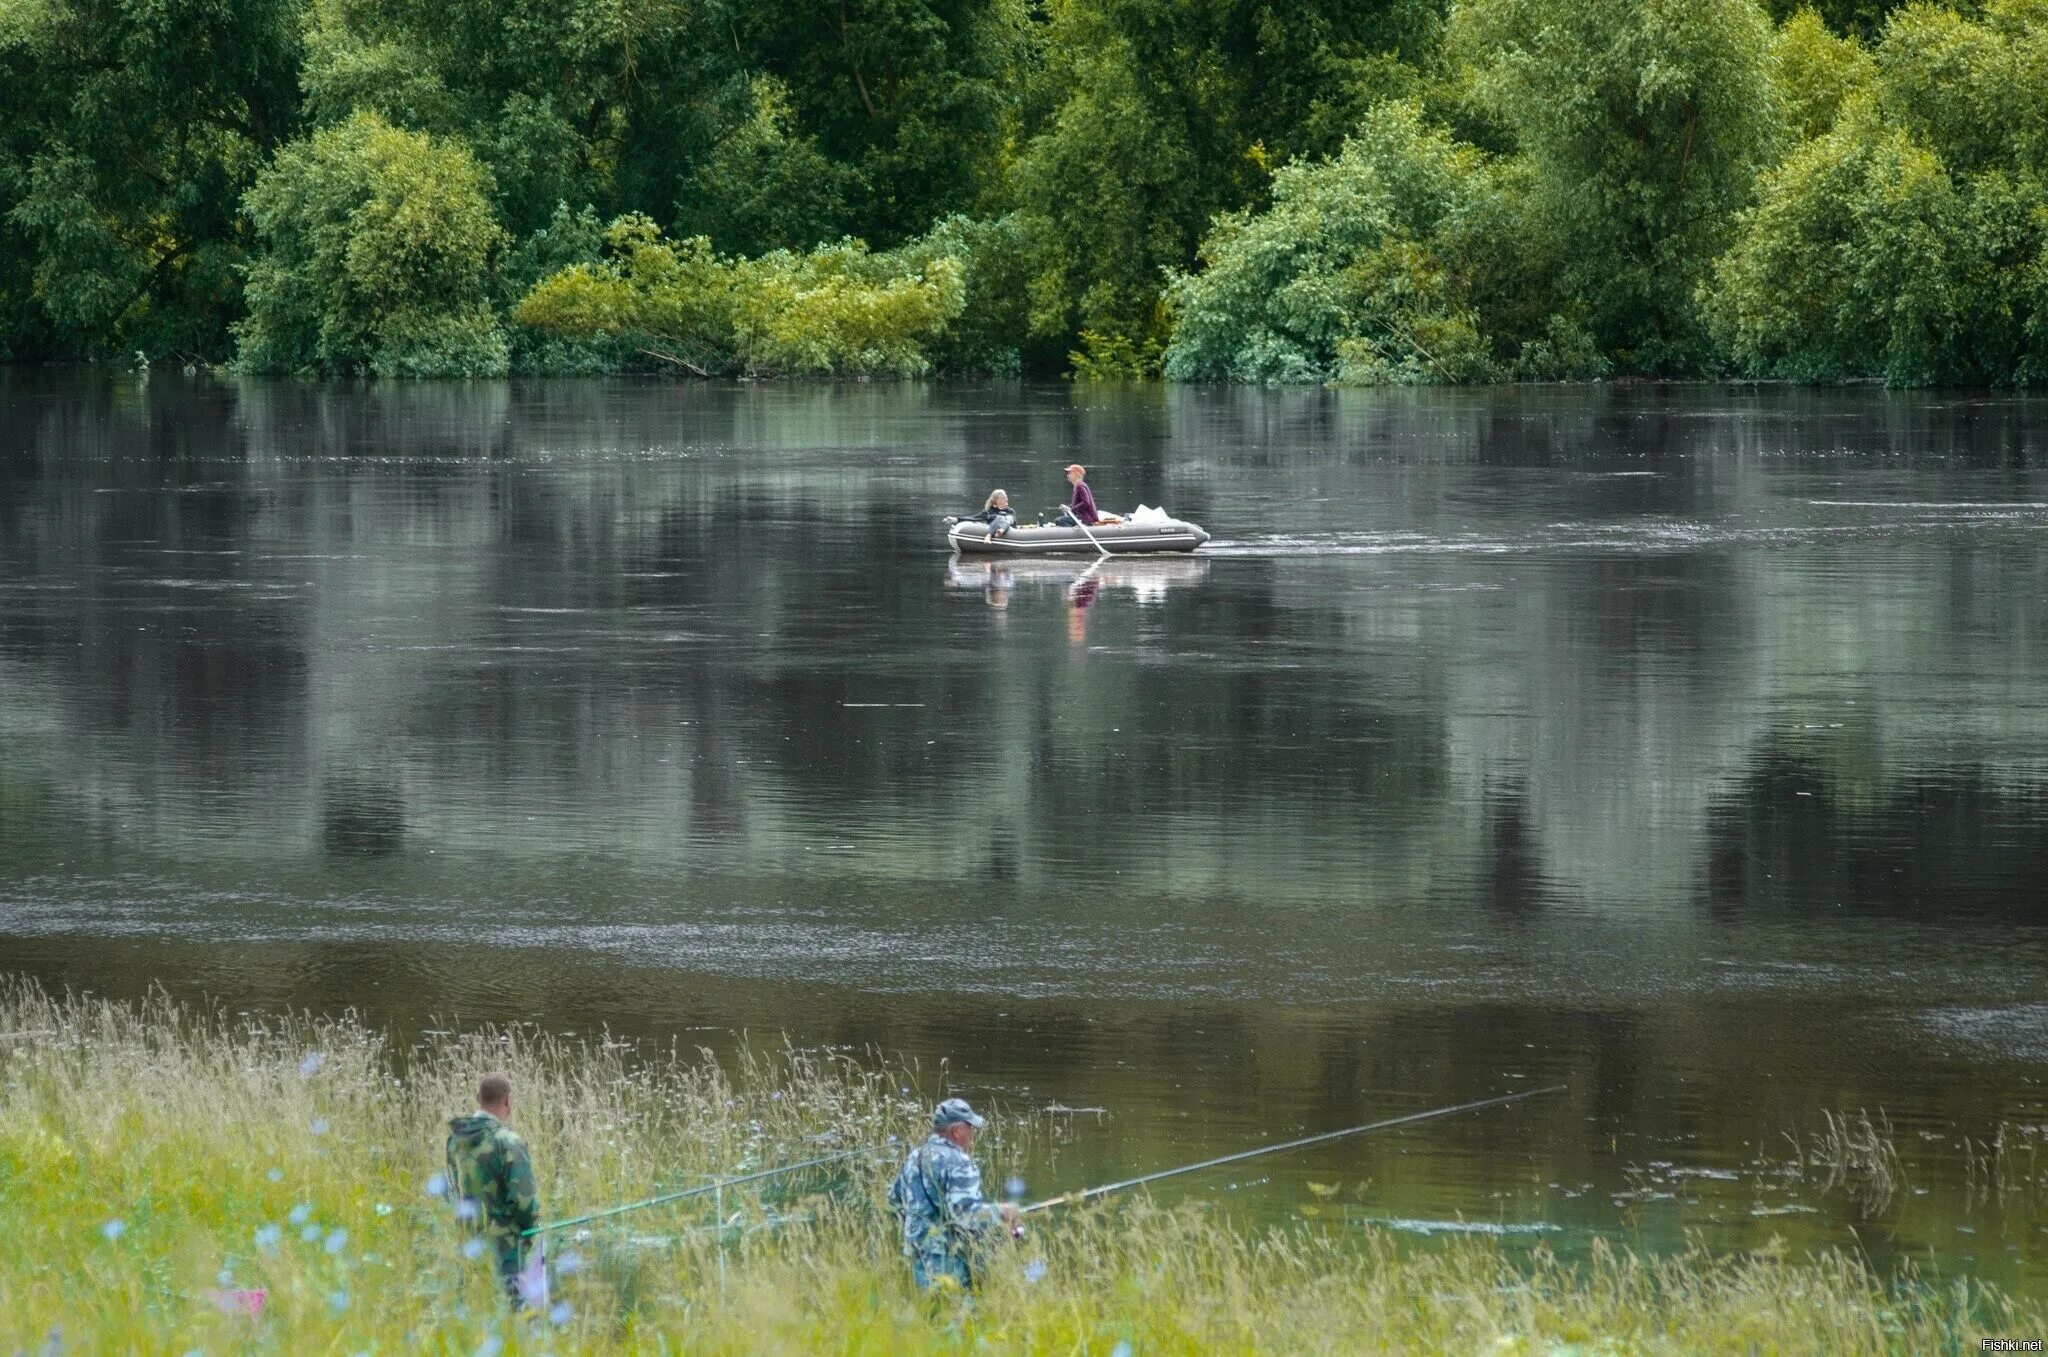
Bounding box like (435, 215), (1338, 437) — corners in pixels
(530, 1147), (871, 1236)
(1019, 1085), (1566, 1216)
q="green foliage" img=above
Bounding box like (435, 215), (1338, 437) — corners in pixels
(1764, 0), (1908, 41)
(513, 215), (970, 377)
(1708, 105), (1963, 382)
(1449, 0), (1781, 372)
(1164, 102), (1505, 383)
(236, 112), (508, 376)
(7, 0), (2048, 384)
(1875, 0), (2048, 176)
(299, 0), (706, 238)
(1774, 9), (1877, 141)
(499, 203), (643, 374)
(1010, 0), (1445, 355)
(885, 214), (1035, 374)
(1069, 328), (1165, 380)
(675, 76), (867, 257)
(709, 0), (1031, 247)
(1708, 3), (2048, 386)
(0, 0), (302, 360)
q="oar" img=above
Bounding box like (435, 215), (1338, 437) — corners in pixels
(529, 1147), (871, 1236)
(1019, 1085), (1565, 1216)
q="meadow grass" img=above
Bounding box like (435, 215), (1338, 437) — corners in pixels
(0, 978), (2034, 1355)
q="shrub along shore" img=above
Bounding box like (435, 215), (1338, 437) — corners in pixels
(0, 978), (2033, 1354)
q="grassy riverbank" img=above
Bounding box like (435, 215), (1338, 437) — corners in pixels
(0, 980), (2032, 1354)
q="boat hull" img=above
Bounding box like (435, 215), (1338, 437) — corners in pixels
(948, 519), (1209, 555)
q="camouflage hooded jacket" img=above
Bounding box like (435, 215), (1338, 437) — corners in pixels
(887, 1134), (1001, 1260)
(445, 1112), (539, 1267)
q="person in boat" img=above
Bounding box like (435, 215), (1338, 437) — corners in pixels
(945, 489), (1017, 539)
(887, 1097), (1019, 1291)
(1056, 464), (1122, 527)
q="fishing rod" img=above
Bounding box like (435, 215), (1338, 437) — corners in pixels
(1019, 1085), (1566, 1217)
(530, 1147), (872, 1236)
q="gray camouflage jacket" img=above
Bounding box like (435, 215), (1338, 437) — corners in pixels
(887, 1134), (1001, 1258)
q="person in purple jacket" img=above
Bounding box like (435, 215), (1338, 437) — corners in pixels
(1057, 463), (1122, 527)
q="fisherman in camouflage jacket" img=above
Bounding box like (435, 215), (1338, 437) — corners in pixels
(445, 1072), (540, 1302)
(888, 1097), (1019, 1291)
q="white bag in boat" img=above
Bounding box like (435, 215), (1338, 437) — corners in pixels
(1130, 504), (1173, 526)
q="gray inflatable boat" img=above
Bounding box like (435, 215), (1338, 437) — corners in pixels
(947, 516), (1210, 555)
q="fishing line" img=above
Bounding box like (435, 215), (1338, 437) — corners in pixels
(1020, 1085), (1567, 1216)
(531, 1147), (874, 1236)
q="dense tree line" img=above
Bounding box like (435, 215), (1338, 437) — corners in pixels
(3, 0), (2043, 383)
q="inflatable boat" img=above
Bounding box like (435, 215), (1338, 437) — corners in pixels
(947, 516), (1209, 556)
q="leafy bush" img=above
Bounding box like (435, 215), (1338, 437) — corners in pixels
(728, 244), (965, 378)
(883, 214), (1034, 375)
(501, 202), (641, 375)
(512, 215), (969, 378)
(1164, 102), (1506, 385)
(1706, 3), (2048, 385)
(236, 113), (509, 377)
(1707, 106), (1961, 383)
(1069, 327), (1165, 381)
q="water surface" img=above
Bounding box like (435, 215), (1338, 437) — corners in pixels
(2, 373), (2044, 1284)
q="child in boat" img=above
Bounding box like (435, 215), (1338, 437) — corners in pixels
(947, 489), (1017, 538)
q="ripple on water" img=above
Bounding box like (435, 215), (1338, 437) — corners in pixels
(1920, 1003), (2048, 1062)
(1356, 1217), (1562, 1237)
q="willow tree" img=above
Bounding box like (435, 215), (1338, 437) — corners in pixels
(1448, 0), (1781, 372)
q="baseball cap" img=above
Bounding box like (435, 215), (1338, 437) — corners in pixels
(932, 1097), (986, 1130)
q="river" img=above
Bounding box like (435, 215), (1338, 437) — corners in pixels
(1, 371), (2043, 1285)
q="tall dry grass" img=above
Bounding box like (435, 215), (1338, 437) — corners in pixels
(0, 978), (2033, 1354)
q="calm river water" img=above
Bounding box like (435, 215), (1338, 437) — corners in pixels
(1, 372), (2044, 1284)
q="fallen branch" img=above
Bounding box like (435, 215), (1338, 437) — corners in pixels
(638, 347), (714, 378)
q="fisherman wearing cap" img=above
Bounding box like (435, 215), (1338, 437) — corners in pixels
(887, 1097), (1019, 1291)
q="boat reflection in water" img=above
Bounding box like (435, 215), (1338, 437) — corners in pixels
(947, 553), (1211, 645)
(945, 554), (1210, 608)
